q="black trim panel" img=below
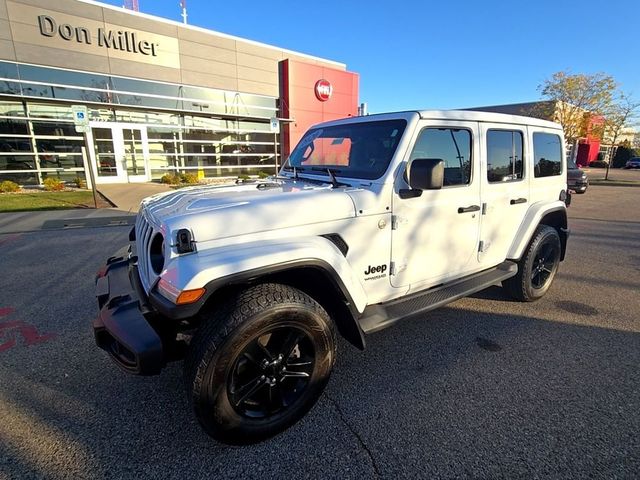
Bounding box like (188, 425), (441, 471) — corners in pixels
(94, 256), (164, 375)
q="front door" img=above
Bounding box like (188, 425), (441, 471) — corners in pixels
(391, 121), (482, 290)
(89, 123), (149, 184)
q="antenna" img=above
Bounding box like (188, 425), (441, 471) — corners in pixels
(123, 0), (139, 11)
(179, 0), (188, 24)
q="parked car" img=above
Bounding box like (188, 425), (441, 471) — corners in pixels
(624, 157), (640, 169)
(567, 159), (588, 194)
(589, 160), (608, 168)
(94, 110), (570, 444)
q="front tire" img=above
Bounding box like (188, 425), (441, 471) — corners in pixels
(502, 225), (561, 302)
(184, 283), (336, 444)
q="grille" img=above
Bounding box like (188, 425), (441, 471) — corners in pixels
(135, 213), (156, 293)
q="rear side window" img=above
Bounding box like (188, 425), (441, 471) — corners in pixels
(533, 132), (562, 177)
(410, 128), (472, 186)
(487, 130), (524, 182)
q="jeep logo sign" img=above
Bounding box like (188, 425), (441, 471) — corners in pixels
(314, 79), (332, 102)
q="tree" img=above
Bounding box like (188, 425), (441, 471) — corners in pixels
(603, 95), (640, 179)
(538, 71), (617, 143)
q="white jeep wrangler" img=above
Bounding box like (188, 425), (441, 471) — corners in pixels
(94, 110), (570, 444)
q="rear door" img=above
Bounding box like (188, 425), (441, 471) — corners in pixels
(391, 121), (481, 289)
(478, 123), (530, 267)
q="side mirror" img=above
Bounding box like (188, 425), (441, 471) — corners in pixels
(407, 158), (444, 190)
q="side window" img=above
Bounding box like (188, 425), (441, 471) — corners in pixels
(533, 132), (562, 177)
(486, 129), (524, 182)
(410, 128), (472, 186)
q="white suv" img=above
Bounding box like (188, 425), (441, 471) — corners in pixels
(94, 110), (570, 444)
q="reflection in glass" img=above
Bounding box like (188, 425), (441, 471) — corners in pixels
(533, 133), (562, 177)
(410, 128), (472, 186)
(487, 130), (524, 182)
(92, 128), (117, 177)
(123, 128), (145, 176)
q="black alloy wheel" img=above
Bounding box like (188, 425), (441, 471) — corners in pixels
(530, 241), (558, 290)
(227, 325), (315, 419)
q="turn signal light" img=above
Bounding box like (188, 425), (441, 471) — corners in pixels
(176, 288), (206, 305)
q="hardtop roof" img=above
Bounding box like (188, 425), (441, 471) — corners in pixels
(315, 110), (562, 130)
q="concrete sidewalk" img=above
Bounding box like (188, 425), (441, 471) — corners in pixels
(0, 208), (135, 234)
(0, 183), (172, 234)
(97, 183), (172, 213)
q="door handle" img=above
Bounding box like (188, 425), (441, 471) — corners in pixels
(510, 198), (527, 205)
(458, 205), (480, 214)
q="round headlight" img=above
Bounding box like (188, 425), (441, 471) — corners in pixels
(149, 233), (165, 274)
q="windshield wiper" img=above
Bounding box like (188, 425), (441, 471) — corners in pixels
(310, 167), (348, 188)
(282, 165), (345, 187)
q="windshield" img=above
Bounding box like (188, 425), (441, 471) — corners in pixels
(567, 158), (578, 169)
(284, 120), (407, 180)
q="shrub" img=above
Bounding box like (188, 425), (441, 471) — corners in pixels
(0, 180), (20, 193)
(160, 173), (181, 185)
(179, 172), (199, 184)
(73, 176), (87, 189)
(257, 171), (270, 179)
(43, 177), (65, 191)
(237, 174), (250, 181)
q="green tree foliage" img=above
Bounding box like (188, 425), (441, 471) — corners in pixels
(538, 71), (617, 142)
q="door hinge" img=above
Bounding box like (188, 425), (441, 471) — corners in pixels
(478, 240), (484, 252)
(481, 203), (487, 215)
(390, 261), (396, 275)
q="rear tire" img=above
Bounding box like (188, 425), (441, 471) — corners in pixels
(502, 225), (561, 302)
(184, 283), (336, 444)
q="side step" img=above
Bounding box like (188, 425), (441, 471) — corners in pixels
(358, 261), (518, 334)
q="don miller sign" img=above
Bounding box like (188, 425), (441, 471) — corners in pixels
(37, 14), (159, 57)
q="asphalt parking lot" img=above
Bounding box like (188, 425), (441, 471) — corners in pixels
(1, 183), (639, 479)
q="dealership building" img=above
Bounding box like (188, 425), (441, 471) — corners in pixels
(0, 0), (359, 186)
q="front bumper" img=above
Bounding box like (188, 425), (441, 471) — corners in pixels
(568, 179), (588, 191)
(94, 254), (164, 375)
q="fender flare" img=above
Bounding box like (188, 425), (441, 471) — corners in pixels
(149, 237), (368, 349)
(507, 201), (569, 261)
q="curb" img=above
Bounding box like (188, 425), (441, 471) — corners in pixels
(96, 189), (118, 208)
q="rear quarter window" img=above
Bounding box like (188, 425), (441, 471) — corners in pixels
(533, 132), (562, 177)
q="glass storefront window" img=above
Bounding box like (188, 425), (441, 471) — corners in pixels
(0, 102), (26, 116)
(19, 65), (111, 90)
(0, 62), (21, 95)
(0, 171), (38, 185)
(27, 103), (74, 120)
(31, 121), (79, 137)
(0, 154), (36, 170)
(0, 61), (19, 79)
(0, 137), (32, 152)
(111, 77), (180, 98)
(114, 110), (181, 125)
(0, 119), (28, 135)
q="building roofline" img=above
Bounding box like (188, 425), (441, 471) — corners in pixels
(77, 0), (347, 69)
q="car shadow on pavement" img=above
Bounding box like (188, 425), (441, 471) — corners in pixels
(1, 302), (639, 479)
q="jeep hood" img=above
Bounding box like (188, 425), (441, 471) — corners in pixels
(140, 178), (357, 242)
